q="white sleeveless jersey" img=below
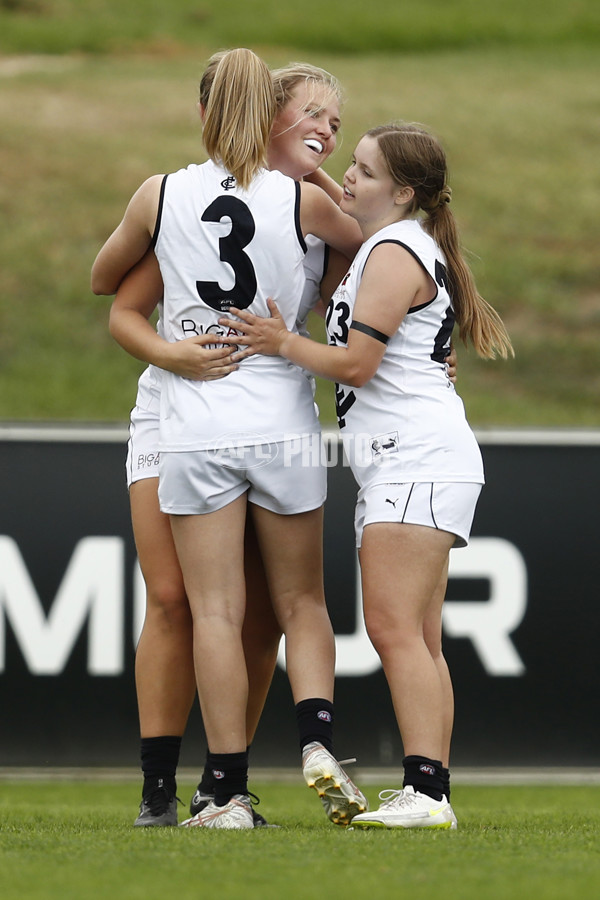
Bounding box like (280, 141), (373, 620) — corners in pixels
(133, 298), (165, 416)
(326, 218), (484, 488)
(297, 235), (327, 336)
(294, 234), (327, 397)
(153, 160), (319, 450)
(132, 239), (326, 418)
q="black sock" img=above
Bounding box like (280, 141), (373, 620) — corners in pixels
(402, 755), (445, 802)
(198, 750), (216, 795)
(296, 698), (334, 754)
(207, 751), (249, 806)
(199, 745), (252, 796)
(441, 766), (451, 801)
(140, 735), (181, 797)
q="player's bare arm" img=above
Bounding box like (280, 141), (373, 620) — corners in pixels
(91, 175), (164, 295)
(221, 297), (383, 387)
(445, 344), (458, 383)
(299, 182), (362, 262)
(220, 243), (425, 387)
(303, 166), (344, 205)
(110, 250), (236, 382)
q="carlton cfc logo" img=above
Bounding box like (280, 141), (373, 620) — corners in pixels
(221, 176), (236, 191)
(317, 710), (332, 722)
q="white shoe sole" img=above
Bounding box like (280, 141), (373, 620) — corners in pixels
(352, 817), (454, 829)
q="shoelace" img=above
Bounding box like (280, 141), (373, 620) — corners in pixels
(378, 789), (417, 810)
(205, 791), (260, 811)
(144, 786), (182, 815)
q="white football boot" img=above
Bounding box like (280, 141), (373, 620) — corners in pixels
(302, 741), (368, 827)
(351, 785), (455, 829)
(180, 794), (254, 829)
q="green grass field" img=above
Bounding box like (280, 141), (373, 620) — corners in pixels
(2, 0), (599, 56)
(0, 1), (599, 426)
(1, 8), (598, 897)
(1, 779), (600, 900)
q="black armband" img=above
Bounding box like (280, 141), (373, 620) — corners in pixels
(350, 320), (390, 345)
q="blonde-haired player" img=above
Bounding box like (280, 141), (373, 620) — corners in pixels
(92, 48), (367, 830)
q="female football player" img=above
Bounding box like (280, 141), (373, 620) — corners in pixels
(92, 49), (368, 830)
(220, 121), (512, 829)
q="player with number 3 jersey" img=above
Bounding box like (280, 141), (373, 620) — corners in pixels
(155, 160), (320, 454)
(92, 49), (367, 831)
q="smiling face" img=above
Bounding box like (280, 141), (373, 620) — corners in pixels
(341, 135), (412, 237)
(267, 80), (341, 180)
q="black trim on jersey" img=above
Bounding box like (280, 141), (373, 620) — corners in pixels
(322, 243), (330, 281)
(151, 175), (168, 248)
(294, 181), (307, 254)
(350, 320), (390, 345)
(409, 297), (435, 314)
(361, 239), (438, 313)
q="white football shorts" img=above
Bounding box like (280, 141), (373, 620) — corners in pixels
(126, 405), (161, 488)
(158, 434), (327, 516)
(354, 481), (482, 549)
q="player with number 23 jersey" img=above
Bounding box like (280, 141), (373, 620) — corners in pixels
(326, 218), (484, 492)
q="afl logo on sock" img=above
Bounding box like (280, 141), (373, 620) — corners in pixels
(419, 764), (436, 776)
(317, 710), (332, 722)
(212, 769), (225, 780)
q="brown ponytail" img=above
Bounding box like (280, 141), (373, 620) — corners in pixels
(368, 123), (513, 360)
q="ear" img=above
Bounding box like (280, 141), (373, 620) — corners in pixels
(197, 102), (206, 123)
(395, 185), (414, 206)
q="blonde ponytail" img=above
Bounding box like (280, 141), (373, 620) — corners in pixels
(202, 49), (276, 190)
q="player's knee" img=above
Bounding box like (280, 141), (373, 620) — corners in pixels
(146, 579), (190, 625)
(365, 609), (411, 657)
(274, 589), (327, 629)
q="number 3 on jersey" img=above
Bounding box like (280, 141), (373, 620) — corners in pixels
(196, 196), (257, 312)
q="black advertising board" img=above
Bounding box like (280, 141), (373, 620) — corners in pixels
(0, 426), (598, 767)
